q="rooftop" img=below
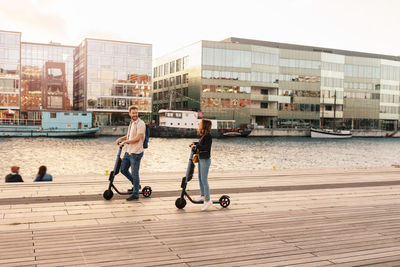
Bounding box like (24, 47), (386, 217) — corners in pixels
(223, 37), (400, 61)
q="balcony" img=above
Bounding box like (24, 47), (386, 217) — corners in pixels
(250, 94), (291, 103)
(321, 110), (343, 118)
(250, 108), (278, 116)
(250, 94), (269, 101)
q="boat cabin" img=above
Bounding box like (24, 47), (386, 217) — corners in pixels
(42, 111), (93, 130)
(158, 109), (235, 130)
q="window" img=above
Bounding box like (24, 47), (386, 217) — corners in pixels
(176, 75), (181, 85)
(261, 102), (268, 109)
(164, 63), (169, 75)
(261, 89), (268, 95)
(48, 68), (62, 79)
(64, 112), (70, 116)
(50, 112), (57, 118)
(169, 77), (175, 86)
(183, 74), (188, 84)
(176, 58), (182, 72)
(183, 56), (189, 70)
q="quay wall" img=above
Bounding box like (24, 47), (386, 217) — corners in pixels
(99, 126), (400, 138)
(249, 128), (310, 137)
(98, 126), (129, 136)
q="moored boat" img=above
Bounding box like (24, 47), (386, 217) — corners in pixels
(150, 109), (251, 138)
(311, 128), (352, 138)
(0, 111), (98, 137)
(311, 90), (352, 139)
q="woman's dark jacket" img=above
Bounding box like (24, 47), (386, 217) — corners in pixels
(196, 133), (212, 159)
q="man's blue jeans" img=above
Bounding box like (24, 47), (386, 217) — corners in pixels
(198, 158), (211, 201)
(121, 152), (143, 196)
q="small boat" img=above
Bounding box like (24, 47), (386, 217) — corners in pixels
(310, 128), (352, 138)
(0, 110), (98, 137)
(150, 109), (251, 138)
(222, 128), (252, 137)
(311, 90), (352, 139)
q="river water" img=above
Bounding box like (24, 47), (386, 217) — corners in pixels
(1, 137), (400, 181)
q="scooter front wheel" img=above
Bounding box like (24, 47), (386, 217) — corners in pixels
(103, 189), (114, 200)
(219, 195), (230, 208)
(142, 186), (152, 198)
(175, 197), (186, 209)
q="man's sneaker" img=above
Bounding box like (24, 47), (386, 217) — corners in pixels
(194, 196), (205, 202)
(126, 194), (139, 201)
(201, 200), (213, 211)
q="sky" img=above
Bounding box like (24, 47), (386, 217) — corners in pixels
(0, 0), (399, 58)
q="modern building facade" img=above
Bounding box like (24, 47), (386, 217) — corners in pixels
(21, 42), (74, 120)
(74, 38), (152, 125)
(153, 38), (400, 130)
(0, 30), (21, 120)
(1, 30), (152, 126)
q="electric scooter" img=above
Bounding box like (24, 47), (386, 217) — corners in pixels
(175, 148), (230, 209)
(103, 145), (152, 200)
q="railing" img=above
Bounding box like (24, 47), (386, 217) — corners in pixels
(0, 119), (41, 126)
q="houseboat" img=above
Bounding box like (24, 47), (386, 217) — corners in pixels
(150, 109), (251, 138)
(0, 111), (99, 137)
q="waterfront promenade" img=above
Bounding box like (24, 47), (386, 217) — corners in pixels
(1, 166), (400, 266)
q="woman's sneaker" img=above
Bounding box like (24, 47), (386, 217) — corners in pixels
(194, 196), (205, 202)
(202, 200), (213, 211)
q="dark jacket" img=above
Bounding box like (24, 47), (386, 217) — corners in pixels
(5, 173), (24, 183)
(196, 133), (212, 159)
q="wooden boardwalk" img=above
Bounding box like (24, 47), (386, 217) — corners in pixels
(1, 167), (400, 266)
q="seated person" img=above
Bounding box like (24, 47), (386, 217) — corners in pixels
(5, 166), (24, 183)
(34, 165), (53, 182)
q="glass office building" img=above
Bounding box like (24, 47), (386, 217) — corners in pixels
(21, 42), (74, 120)
(0, 30), (21, 120)
(153, 38), (400, 130)
(74, 38), (152, 125)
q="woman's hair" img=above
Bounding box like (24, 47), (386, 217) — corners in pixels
(198, 119), (212, 136)
(38, 165), (47, 181)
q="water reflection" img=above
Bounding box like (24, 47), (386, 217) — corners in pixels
(1, 137), (400, 180)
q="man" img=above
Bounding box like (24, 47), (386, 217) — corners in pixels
(115, 106), (146, 201)
(5, 166), (24, 183)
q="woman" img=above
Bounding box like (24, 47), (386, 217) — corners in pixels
(191, 119), (213, 211)
(34, 165), (53, 182)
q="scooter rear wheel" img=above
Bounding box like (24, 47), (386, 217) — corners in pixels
(103, 189), (114, 200)
(219, 195), (230, 208)
(175, 197), (186, 209)
(142, 186), (152, 198)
